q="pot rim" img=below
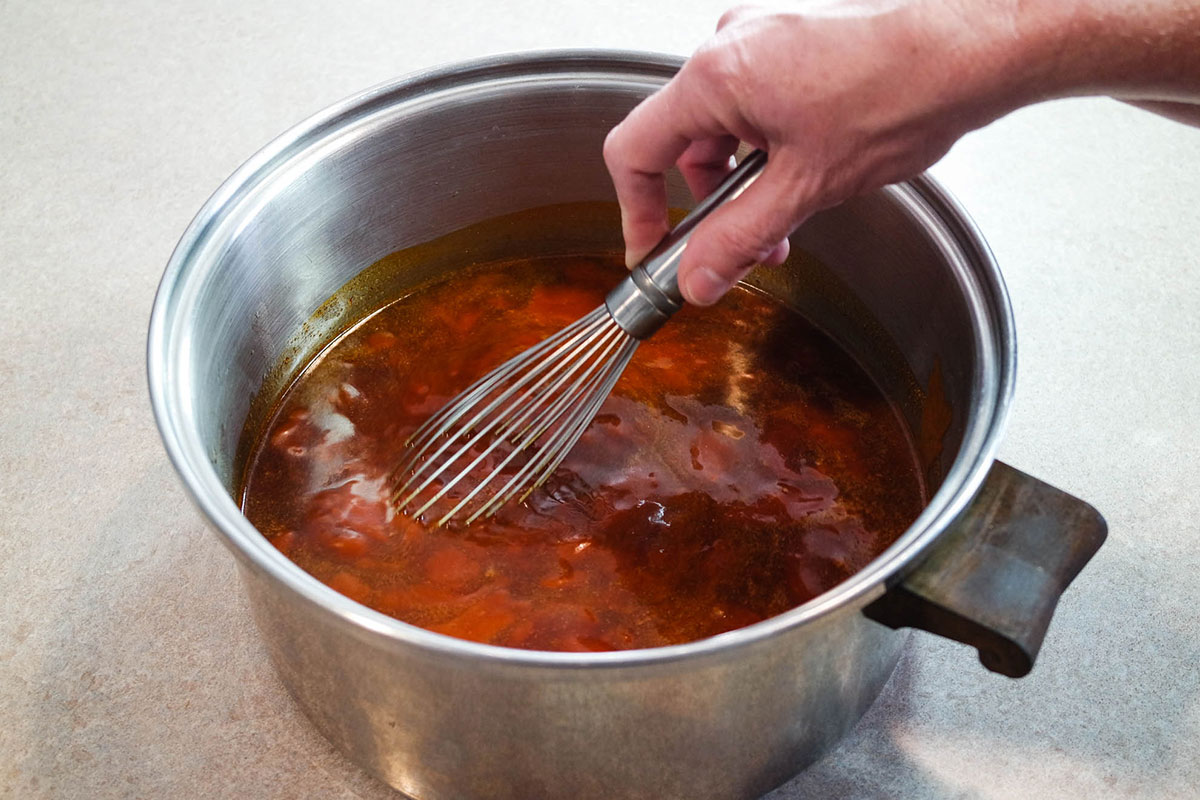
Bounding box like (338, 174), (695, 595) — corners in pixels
(147, 48), (1016, 669)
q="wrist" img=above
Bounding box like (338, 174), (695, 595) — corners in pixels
(931, 0), (1075, 125)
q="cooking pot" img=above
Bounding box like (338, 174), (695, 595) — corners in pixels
(147, 51), (1106, 799)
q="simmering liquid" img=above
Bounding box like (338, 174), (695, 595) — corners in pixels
(240, 254), (924, 651)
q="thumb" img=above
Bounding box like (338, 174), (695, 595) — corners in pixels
(678, 158), (812, 306)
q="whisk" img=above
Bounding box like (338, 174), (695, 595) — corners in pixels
(390, 149), (768, 526)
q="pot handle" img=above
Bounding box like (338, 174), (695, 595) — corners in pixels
(863, 461), (1106, 678)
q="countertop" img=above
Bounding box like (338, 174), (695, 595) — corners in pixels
(3, 1), (1198, 797)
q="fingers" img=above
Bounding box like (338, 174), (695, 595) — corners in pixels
(761, 238), (791, 268)
(603, 95), (689, 267)
(677, 136), (740, 203)
(678, 157), (810, 306)
(604, 72), (733, 267)
(678, 140), (791, 284)
(604, 29), (794, 290)
(716, 4), (761, 32)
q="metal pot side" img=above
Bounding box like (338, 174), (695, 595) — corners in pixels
(148, 51), (1102, 799)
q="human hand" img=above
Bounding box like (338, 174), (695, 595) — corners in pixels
(603, 1), (1044, 306)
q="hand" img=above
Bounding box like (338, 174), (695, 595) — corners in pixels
(603, 0), (1200, 306)
(604, 1), (1021, 305)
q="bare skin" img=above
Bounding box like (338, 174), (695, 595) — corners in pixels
(603, 0), (1200, 306)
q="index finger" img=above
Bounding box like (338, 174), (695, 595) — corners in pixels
(602, 75), (727, 267)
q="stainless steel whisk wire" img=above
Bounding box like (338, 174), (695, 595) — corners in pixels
(391, 149), (768, 526)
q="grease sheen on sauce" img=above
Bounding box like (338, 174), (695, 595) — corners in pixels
(240, 254), (924, 651)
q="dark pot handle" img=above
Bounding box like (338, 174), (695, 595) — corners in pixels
(863, 461), (1106, 678)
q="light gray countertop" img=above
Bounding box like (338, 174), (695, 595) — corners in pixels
(3, 1), (1198, 797)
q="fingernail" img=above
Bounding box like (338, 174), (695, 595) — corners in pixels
(684, 267), (730, 306)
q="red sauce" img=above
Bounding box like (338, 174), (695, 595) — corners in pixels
(240, 254), (924, 651)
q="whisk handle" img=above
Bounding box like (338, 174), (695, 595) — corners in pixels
(605, 148), (768, 339)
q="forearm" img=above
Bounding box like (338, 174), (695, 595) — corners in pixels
(973, 0), (1200, 109)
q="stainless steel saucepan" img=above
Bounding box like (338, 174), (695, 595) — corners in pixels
(147, 51), (1106, 800)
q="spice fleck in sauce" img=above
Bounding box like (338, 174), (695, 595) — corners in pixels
(240, 254), (924, 651)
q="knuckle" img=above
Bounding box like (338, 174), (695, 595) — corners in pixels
(688, 38), (753, 106)
(688, 44), (734, 87)
(602, 126), (625, 169)
(716, 4), (758, 31)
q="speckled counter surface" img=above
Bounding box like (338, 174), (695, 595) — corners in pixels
(3, 1), (1198, 797)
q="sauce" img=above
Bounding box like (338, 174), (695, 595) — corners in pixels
(240, 254), (924, 651)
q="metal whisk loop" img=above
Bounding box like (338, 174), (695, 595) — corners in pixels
(407, 317), (626, 521)
(396, 308), (606, 471)
(465, 336), (638, 525)
(445, 324), (635, 526)
(393, 307), (609, 513)
(391, 149), (769, 525)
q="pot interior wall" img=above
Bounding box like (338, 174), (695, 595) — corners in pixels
(182, 65), (975, 500)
